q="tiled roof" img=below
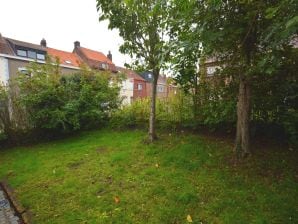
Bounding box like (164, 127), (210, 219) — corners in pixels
(47, 48), (81, 67)
(79, 47), (113, 64)
(116, 67), (145, 81)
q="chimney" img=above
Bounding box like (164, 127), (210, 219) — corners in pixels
(74, 41), (80, 48)
(40, 38), (47, 47)
(107, 50), (112, 61)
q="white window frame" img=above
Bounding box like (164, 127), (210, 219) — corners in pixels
(137, 83), (143, 90)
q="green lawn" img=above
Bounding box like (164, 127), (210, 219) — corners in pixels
(0, 129), (297, 224)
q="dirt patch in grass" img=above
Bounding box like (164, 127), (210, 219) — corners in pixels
(95, 147), (109, 154)
(67, 160), (84, 169)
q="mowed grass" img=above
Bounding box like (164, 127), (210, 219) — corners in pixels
(0, 129), (297, 224)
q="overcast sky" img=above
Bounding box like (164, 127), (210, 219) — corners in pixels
(0, 0), (131, 66)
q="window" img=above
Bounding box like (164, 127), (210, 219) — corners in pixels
(28, 51), (37, 59)
(101, 63), (109, 69)
(17, 49), (27, 57)
(37, 53), (45, 60)
(137, 83), (143, 90)
(206, 66), (221, 77)
(157, 85), (164, 93)
(18, 67), (30, 76)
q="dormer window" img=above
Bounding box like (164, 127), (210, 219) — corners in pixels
(65, 60), (72, 64)
(16, 48), (46, 61)
(17, 49), (27, 57)
(28, 51), (37, 59)
(37, 53), (45, 60)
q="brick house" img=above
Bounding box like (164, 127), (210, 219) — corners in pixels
(72, 41), (117, 73)
(140, 71), (176, 98)
(116, 67), (147, 104)
(0, 34), (177, 105)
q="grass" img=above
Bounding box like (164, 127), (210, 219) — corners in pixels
(0, 129), (297, 224)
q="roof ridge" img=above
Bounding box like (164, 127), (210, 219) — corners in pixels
(47, 47), (75, 54)
(6, 37), (43, 48)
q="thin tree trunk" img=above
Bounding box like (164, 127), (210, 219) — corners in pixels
(192, 73), (199, 120)
(235, 76), (251, 158)
(149, 69), (159, 142)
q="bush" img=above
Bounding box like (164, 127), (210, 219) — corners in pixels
(1, 59), (122, 145)
(16, 61), (120, 136)
(110, 92), (193, 130)
(195, 79), (237, 131)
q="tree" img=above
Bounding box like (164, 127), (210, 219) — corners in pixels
(170, 0), (297, 157)
(96, 0), (169, 141)
(168, 0), (201, 119)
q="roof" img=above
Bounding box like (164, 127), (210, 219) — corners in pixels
(0, 36), (14, 55)
(6, 38), (45, 51)
(140, 71), (154, 82)
(78, 47), (113, 64)
(116, 67), (145, 81)
(140, 71), (167, 84)
(47, 48), (81, 67)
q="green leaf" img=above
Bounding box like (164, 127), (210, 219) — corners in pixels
(286, 16), (298, 29)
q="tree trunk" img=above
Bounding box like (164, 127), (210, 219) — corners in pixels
(192, 74), (199, 120)
(235, 77), (251, 158)
(149, 69), (159, 142)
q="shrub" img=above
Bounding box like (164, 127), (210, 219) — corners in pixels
(195, 79), (237, 131)
(110, 92), (193, 130)
(16, 61), (121, 135)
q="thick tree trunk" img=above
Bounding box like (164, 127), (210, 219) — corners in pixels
(235, 77), (251, 158)
(149, 69), (159, 142)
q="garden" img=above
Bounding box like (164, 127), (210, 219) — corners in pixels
(1, 0), (297, 223)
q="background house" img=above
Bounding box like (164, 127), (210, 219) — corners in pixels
(0, 34), (178, 106)
(47, 47), (82, 69)
(117, 67), (147, 104)
(0, 35), (81, 85)
(0, 34), (47, 83)
(73, 41), (117, 72)
(140, 71), (172, 98)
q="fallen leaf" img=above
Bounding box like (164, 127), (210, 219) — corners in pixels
(187, 214), (193, 223)
(114, 196), (120, 204)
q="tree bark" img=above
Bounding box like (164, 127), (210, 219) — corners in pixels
(149, 69), (159, 142)
(235, 76), (251, 158)
(192, 74), (199, 120)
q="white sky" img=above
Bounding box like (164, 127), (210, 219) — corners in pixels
(0, 0), (131, 66)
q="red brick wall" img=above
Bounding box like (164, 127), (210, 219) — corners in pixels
(133, 79), (147, 100)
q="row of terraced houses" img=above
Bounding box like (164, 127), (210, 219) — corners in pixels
(0, 33), (176, 104)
